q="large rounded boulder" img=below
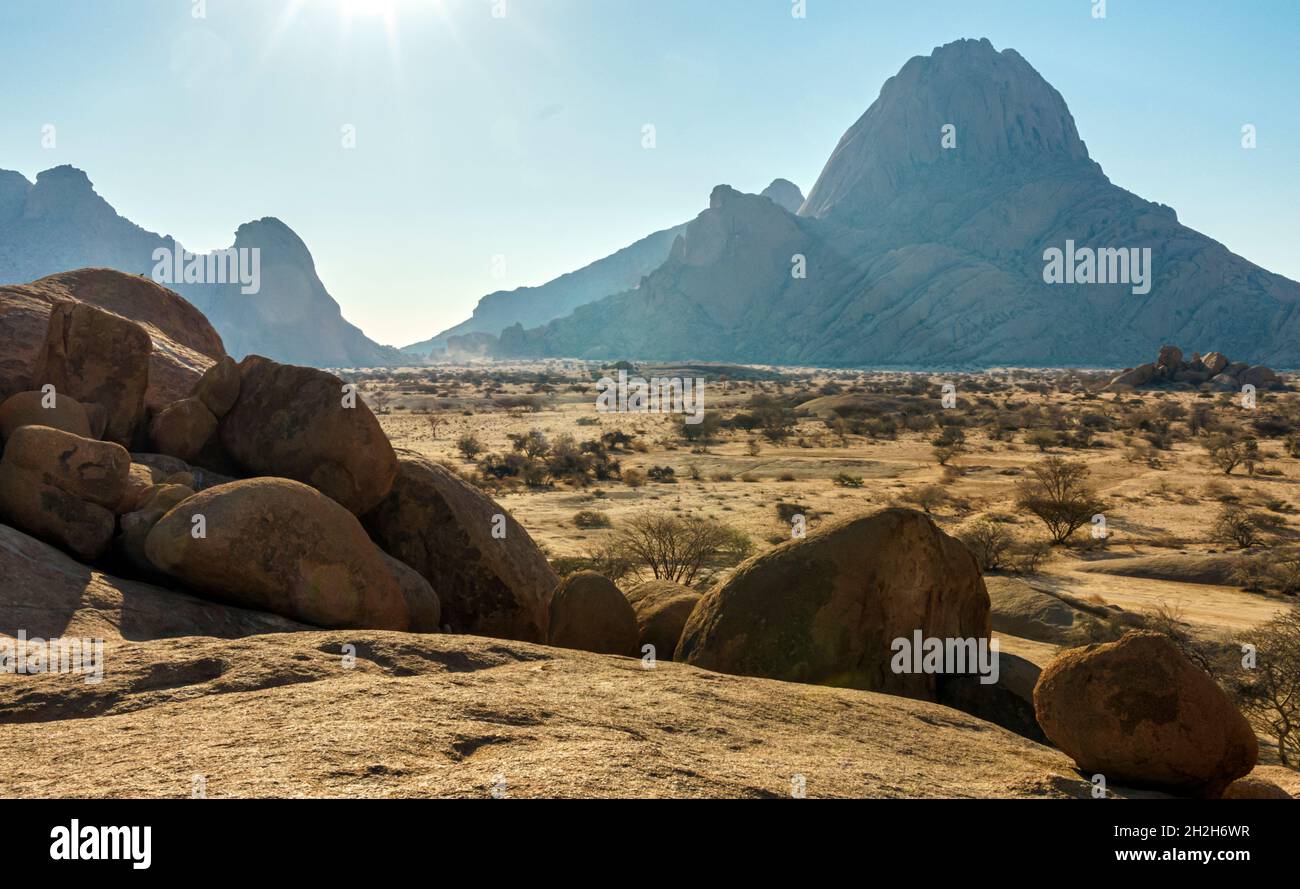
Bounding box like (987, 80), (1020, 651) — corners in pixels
(144, 477), (411, 630)
(218, 356), (397, 514)
(1033, 631), (1258, 797)
(0, 269), (226, 411)
(148, 397), (218, 463)
(547, 571), (639, 656)
(32, 300), (152, 446)
(362, 450), (555, 642)
(624, 579), (702, 661)
(0, 425), (130, 561)
(0, 390), (92, 443)
(677, 508), (990, 699)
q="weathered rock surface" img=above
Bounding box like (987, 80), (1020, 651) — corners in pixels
(381, 553), (441, 633)
(624, 579), (702, 661)
(547, 571), (639, 656)
(219, 356), (396, 513)
(362, 451), (555, 642)
(0, 522), (299, 641)
(986, 576), (1082, 643)
(0, 627), (1111, 798)
(191, 356), (239, 418)
(935, 651), (1046, 743)
(1, 425), (129, 509)
(0, 426), (130, 561)
(1033, 631), (1258, 797)
(1221, 776), (1292, 800)
(148, 397), (217, 463)
(144, 478), (411, 631)
(115, 483), (195, 576)
(32, 300), (151, 445)
(0, 389), (91, 443)
(677, 508), (990, 700)
(0, 268), (224, 409)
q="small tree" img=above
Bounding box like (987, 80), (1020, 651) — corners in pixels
(1212, 504), (1260, 548)
(1203, 432), (1258, 475)
(960, 520), (1013, 571)
(613, 512), (748, 586)
(931, 428), (966, 466)
(1231, 606), (1300, 768)
(902, 484), (948, 515)
(1015, 457), (1104, 544)
(456, 433), (484, 462)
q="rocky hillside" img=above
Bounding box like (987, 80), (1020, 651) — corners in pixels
(0, 166), (399, 368)
(404, 180), (805, 360)
(494, 38), (1300, 368)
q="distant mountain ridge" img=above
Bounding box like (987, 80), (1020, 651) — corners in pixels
(0, 165), (400, 367)
(493, 38), (1300, 368)
(403, 179), (806, 359)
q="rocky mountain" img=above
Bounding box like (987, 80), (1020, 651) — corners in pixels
(0, 166), (400, 368)
(404, 179), (806, 360)
(495, 38), (1300, 368)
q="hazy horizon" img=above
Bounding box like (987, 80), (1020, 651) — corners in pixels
(2, 0), (1297, 347)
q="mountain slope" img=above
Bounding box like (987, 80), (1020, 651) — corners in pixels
(499, 38), (1300, 368)
(405, 179), (806, 360)
(0, 166), (400, 367)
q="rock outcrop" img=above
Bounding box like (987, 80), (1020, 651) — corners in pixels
(547, 571), (639, 656)
(623, 579), (702, 661)
(0, 426), (130, 561)
(1033, 632), (1258, 797)
(144, 478), (412, 631)
(32, 300), (151, 446)
(0, 389), (91, 443)
(677, 508), (990, 700)
(0, 627), (1112, 798)
(0, 522), (300, 641)
(0, 268), (224, 409)
(218, 356), (397, 514)
(362, 451), (555, 642)
(1103, 345), (1284, 393)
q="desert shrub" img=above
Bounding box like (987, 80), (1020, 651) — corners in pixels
(1015, 457), (1104, 544)
(833, 473), (864, 488)
(931, 428), (966, 465)
(960, 520), (1013, 572)
(455, 433), (484, 462)
(775, 502), (812, 523)
(1203, 432), (1259, 475)
(623, 468), (647, 488)
(572, 510), (612, 530)
(545, 434), (592, 482)
(777, 471), (796, 482)
(1230, 554), (1271, 592)
(900, 484), (948, 514)
(647, 465), (676, 482)
(1212, 504), (1261, 548)
(1024, 429), (1059, 452)
(1006, 540), (1051, 575)
(675, 411), (723, 443)
(508, 428), (550, 459)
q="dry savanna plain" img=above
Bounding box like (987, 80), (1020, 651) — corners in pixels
(360, 359), (1300, 794)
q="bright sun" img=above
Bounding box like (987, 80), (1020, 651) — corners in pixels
(340, 0), (396, 16)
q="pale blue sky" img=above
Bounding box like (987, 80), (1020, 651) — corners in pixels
(2, 0), (1296, 345)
